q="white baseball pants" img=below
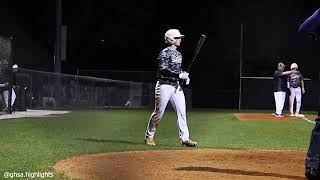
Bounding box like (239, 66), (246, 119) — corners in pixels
(289, 87), (302, 114)
(274, 91), (286, 115)
(3, 88), (16, 108)
(145, 81), (190, 142)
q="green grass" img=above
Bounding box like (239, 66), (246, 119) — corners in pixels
(0, 109), (315, 179)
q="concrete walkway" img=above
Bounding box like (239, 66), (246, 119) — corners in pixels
(0, 109), (70, 120)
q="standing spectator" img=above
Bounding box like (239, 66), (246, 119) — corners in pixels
(273, 62), (295, 117)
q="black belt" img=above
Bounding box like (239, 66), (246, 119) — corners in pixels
(158, 77), (178, 82)
(158, 79), (178, 86)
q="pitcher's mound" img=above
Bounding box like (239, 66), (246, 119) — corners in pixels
(235, 113), (316, 121)
(54, 149), (306, 180)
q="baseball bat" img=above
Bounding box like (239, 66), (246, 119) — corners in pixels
(187, 34), (207, 72)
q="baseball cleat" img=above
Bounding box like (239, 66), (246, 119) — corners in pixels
(275, 114), (284, 118)
(181, 140), (197, 147)
(295, 114), (305, 118)
(290, 113), (295, 117)
(144, 138), (156, 146)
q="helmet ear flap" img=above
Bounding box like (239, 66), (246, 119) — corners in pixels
(165, 36), (175, 44)
(164, 29), (183, 44)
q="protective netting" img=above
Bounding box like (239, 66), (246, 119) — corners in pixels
(78, 69), (156, 82)
(15, 68), (155, 110)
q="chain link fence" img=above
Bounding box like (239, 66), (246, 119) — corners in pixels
(14, 68), (156, 110)
(0, 36), (192, 112)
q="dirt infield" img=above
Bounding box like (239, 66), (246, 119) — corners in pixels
(54, 149), (307, 180)
(235, 113), (317, 121)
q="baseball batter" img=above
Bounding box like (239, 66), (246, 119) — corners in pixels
(288, 63), (305, 117)
(144, 29), (197, 147)
(273, 62), (295, 117)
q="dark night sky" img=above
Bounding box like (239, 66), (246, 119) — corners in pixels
(0, 0), (320, 107)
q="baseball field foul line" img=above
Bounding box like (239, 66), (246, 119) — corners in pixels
(302, 117), (316, 124)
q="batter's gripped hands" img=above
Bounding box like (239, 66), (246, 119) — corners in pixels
(186, 77), (190, 85)
(179, 71), (189, 80)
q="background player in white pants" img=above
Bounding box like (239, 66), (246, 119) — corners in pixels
(3, 89), (16, 109)
(273, 62), (295, 117)
(288, 63), (305, 117)
(144, 29), (197, 147)
(1, 64), (18, 111)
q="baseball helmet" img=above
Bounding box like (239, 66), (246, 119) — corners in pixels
(290, 63), (298, 69)
(164, 29), (184, 44)
(278, 62), (285, 68)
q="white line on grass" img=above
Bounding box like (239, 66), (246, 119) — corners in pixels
(302, 117), (316, 124)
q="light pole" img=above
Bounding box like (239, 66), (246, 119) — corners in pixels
(54, 0), (62, 73)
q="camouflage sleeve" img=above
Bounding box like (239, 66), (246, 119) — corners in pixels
(157, 50), (179, 79)
(158, 50), (170, 71)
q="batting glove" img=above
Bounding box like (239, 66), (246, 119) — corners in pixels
(179, 71), (189, 80)
(185, 77), (190, 85)
(302, 88), (305, 94)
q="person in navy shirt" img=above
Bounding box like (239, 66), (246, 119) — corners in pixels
(273, 62), (295, 117)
